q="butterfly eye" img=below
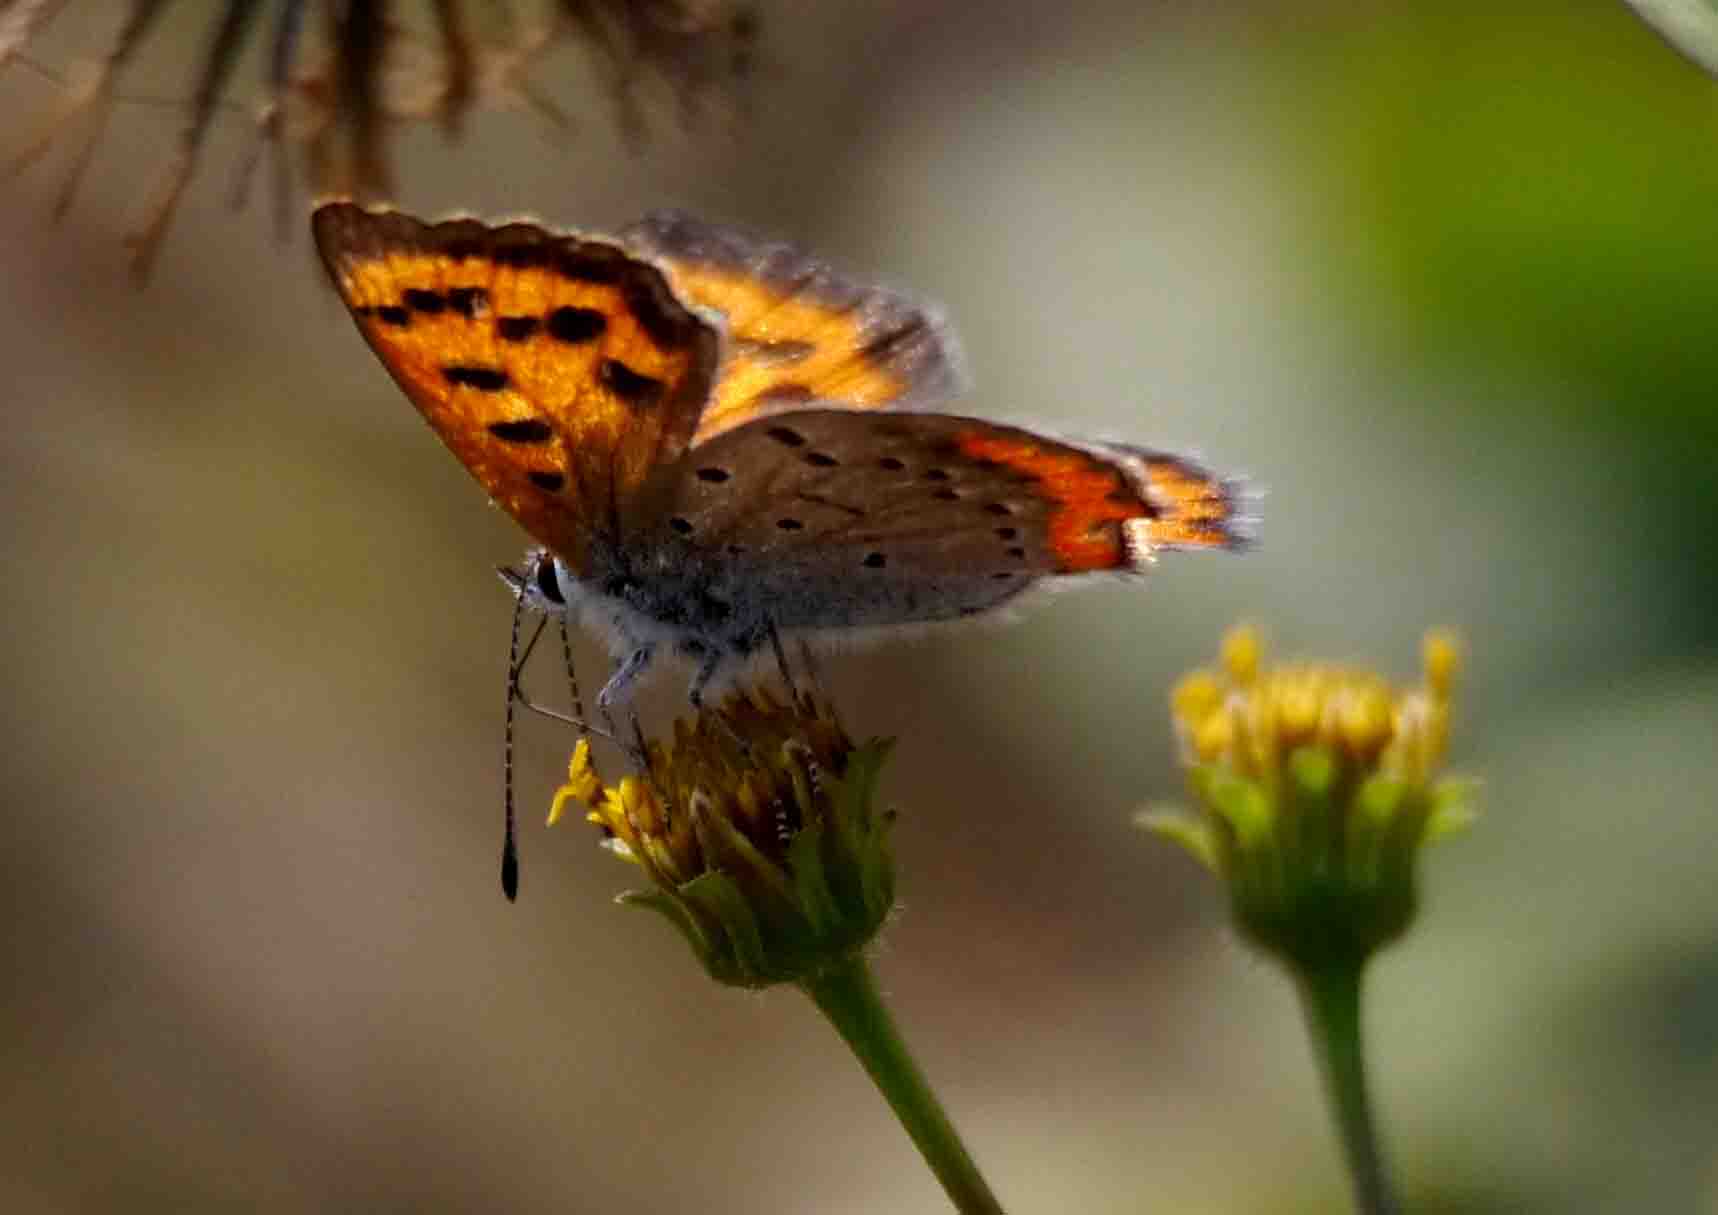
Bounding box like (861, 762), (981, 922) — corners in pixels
(535, 558), (566, 606)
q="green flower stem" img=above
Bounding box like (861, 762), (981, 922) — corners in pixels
(1296, 961), (1402, 1215)
(801, 954), (1005, 1215)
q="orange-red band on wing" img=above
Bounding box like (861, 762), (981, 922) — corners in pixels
(955, 430), (1244, 572)
(954, 430), (1141, 571)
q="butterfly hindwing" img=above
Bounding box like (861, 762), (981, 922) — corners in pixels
(623, 211), (966, 445)
(313, 202), (720, 566)
(619, 410), (1244, 633)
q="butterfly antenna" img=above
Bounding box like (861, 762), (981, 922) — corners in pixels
(500, 580), (533, 902)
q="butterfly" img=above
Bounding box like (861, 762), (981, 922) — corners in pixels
(312, 202), (1249, 709)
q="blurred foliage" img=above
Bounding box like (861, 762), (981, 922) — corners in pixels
(4, 0), (755, 278)
(1264, 0), (1718, 649)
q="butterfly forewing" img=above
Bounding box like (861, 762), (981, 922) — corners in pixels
(315, 203), (1247, 676)
(313, 202), (720, 566)
(624, 212), (965, 445)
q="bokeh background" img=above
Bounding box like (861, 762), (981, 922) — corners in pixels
(4, 1), (1717, 1211)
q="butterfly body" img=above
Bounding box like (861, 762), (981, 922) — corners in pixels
(313, 203), (1249, 703)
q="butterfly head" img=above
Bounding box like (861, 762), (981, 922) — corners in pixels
(498, 549), (572, 614)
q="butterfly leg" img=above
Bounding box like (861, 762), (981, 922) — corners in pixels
(502, 616), (617, 738)
(686, 645), (724, 710)
(598, 645), (655, 710)
(683, 644), (758, 758)
(765, 621), (800, 701)
(796, 639), (837, 720)
(557, 620), (590, 741)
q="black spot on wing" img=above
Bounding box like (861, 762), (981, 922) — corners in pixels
(547, 306), (607, 344)
(766, 426), (806, 448)
(404, 288), (445, 314)
(696, 467), (731, 483)
(599, 359), (665, 408)
(376, 305), (410, 326)
(528, 470), (565, 491)
(447, 286), (488, 318)
(497, 316), (539, 342)
(444, 365), (510, 391)
(488, 419), (554, 443)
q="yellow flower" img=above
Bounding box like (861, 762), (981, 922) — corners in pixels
(551, 689), (896, 988)
(1145, 626), (1475, 968)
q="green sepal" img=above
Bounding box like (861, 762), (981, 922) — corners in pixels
(1197, 766), (1273, 850)
(835, 741), (894, 850)
(697, 800), (798, 908)
(1135, 808), (1221, 872)
(678, 870), (772, 986)
(1355, 773), (1405, 826)
(615, 887), (716, 963)
(1284, 745), (1341, 882)
(788, 822), (840, 936)
(1288, 745), (1338, 797)
(1349, 774), (1407, 884)
(1424, 779), (1481, 843)
(840, 741), (898, 921)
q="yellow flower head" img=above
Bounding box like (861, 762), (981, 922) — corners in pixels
(1147, 627), (1475, 970)
(551, 689), (896, 988)
(1172, 627), (1462, 786)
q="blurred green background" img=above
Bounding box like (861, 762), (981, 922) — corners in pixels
(3, 1), (1716, 1211)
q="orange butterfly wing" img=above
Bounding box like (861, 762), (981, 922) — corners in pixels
(627, 212), (1244, 554)
(623, 212), (966, 445)
(312, 202), (719, 568)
